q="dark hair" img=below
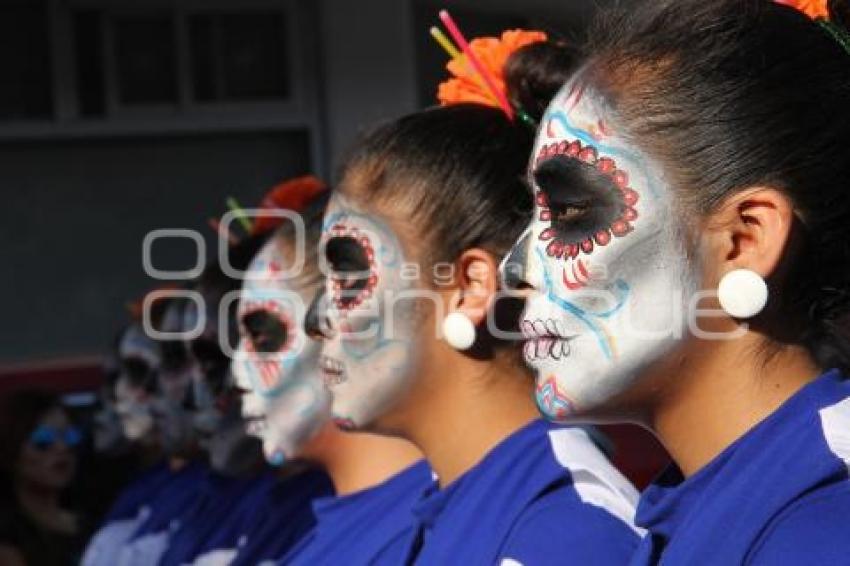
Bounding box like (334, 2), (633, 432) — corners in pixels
(274, 189), (331, 287)
(190, 191), (329, 367)
(582, 0), (850, 372)
(340, 40), (580, 267)
(0, 390), (65, 471)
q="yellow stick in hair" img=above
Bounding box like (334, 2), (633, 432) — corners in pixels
(430, 26), (461, 60)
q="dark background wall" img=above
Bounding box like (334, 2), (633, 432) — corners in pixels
(0, 0), (612, 367)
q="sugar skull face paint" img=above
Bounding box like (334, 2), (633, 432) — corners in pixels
(114, 323), (158, 441)
(502, 78), (699, 420)
(232, 240), (329, 465)
(309, 193), (422, 431)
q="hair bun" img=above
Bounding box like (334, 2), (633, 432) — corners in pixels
(504, 39), (581, 123)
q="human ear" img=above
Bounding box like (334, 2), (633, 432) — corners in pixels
(448, 249), (500, 327)
(703, 187), (795, 283)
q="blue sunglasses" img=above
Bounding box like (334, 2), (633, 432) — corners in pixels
(28, 425), (83, 450)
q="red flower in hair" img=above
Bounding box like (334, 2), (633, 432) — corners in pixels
(776, 0), (829, 19)
(252, 175), (327, 235)
(437, 30), (547, 108)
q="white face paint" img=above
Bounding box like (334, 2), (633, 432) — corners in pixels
(315, 194), (422, 430)
(114, 324), (158, 441)
(232, 241), (329, 465)
(502, 78), (698, 420)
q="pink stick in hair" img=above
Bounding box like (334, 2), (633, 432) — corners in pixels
(438, 9), (514, 120)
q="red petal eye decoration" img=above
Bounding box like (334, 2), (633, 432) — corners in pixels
(578, 147), (598, 164)
(546, 239), (565, 258)
(597, 157), (616, 174)
(612, 170), (628, 188)
(611, 220), (633, 237)
(330, 224), (381, 312)
(622, 188), (639, 207)
(622, 207), (638, 222)
(536, 142), (642, 258)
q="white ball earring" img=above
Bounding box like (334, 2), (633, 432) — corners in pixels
(442, 312), (476, 350)
(718, 268), (768, 319)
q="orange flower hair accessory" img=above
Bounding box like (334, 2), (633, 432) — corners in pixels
(437, 29), (547, 113)
(777, 0), (850, 54)
(776, 0), (829, 19)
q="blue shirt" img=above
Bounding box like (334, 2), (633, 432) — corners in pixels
(279, 460), (432, 566)
(401, 419), (641, 565)
(117, 461), (208, 566)
(82, 461), (176, 566)
(630, 369), (850, 565)
(157, 469), (258, 566)
(102, 461), (173, 522)
(229, 468), (333, 566)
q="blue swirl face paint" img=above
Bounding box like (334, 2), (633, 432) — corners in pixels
(316, 193), (421, 430)
(233, 240), (330, 464)
(502, 77), (699, 421)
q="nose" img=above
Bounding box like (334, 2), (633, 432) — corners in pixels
(499, 227), (536, 294)
(304, 287), (334, 340)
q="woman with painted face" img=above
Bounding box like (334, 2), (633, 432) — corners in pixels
(82, 322), (181, 566)
(230, 178), (429, 565)
(502, 0), (850, 563)
(307, 29), (641, 564)
(0, 391), (87, 566)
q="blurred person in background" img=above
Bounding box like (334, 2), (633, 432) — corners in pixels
(231, 179), (429, 565)
(84, 298), (203, 566)
(156, 234), (271, 566)
(0, 390), (88, 565)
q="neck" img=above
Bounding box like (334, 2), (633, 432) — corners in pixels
(402, 354), (539, 487)
(321, 432), (421, 496)
(651, 332), (821, 477)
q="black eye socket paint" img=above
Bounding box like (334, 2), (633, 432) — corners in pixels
(242, 310), (289, 353)
(325, 231), (378, 310)
(326, 236), (371, 274)
(532, 150), (640, 259)
(534, 156), (624, 240)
